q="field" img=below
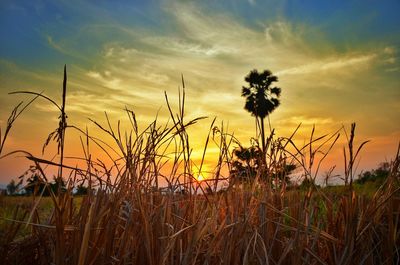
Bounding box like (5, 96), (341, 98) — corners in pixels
(1, 182), (399, 265)
(0, 70), (399, 265)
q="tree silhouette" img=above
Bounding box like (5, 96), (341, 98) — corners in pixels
(355, 162), (390, 185)
(230, 145), (296, 186)
(241, 69), (281, 160)
(25, 174), (66, 196)
(75, 183), (89, 195)
(25, 174), (43, 195)
(230, 146), (263, 183)
(6, 179), (20, 195)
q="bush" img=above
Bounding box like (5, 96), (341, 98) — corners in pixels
(355, 162), (390, 185)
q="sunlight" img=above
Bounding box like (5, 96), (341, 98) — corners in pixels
(196, 174), (204, 181)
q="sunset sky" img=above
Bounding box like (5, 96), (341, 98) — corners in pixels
(0, 0), (399, 184)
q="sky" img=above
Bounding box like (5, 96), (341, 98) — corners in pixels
(0, 0), (399, 184)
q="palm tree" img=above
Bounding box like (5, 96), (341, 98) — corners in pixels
(241, 69), (281, 159)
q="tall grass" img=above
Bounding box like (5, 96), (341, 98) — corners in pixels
(0, 67), (399, 265)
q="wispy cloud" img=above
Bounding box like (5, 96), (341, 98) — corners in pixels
(248, 0), (257, 6)
(277, 54), (377, 76)
(86, 70), (122, 90)
(279, 116), (334, 126)
(46, 35), (67, 54)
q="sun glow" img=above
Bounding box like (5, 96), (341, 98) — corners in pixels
(197, 174), (205, 181)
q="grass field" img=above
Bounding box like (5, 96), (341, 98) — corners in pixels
(0, 196), (83, 239)
(1, 182), (399, 265)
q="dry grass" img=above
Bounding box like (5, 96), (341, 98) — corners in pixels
(0, 68), (399, 265)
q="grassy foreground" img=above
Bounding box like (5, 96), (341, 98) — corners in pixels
(1, 182), (399, 265)
(0, 68), (399, 264)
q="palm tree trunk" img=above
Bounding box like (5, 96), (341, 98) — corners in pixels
(260, 117), (266, 164)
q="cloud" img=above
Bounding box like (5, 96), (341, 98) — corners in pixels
(0, 59), (60, 84)
(142, 37), (236, 57)
(383, 46), (395, 55)
(386, 67), (399, 72)
(87, 71), (101, 79)
(163, 1), (261, 57)
(276, 53), (377, 76)
(383, 57), (396, 64)
(264, 21), (305, 47)
(46, 35), (66, 54)
(46, 35), (84, 60)
(279, 116), (334, 126)
(86, 70), (122, 91)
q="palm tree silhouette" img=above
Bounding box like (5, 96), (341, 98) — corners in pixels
(241, 69), (281, 160)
